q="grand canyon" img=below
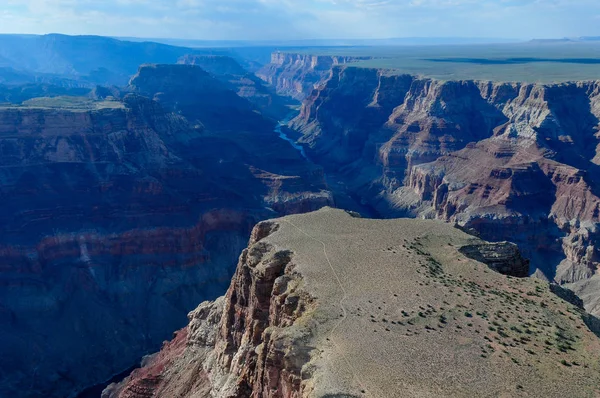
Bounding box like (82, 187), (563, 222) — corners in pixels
(0, 33), (600, 398)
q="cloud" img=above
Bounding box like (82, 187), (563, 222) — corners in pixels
(0, 0), (597, 40)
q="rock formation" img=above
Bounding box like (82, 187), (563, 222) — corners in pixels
(106, 208), (600, 398)
(0, 64), (332, 397)
(128, 64), (262, 130)
(178, 55), (292, 119)
(256, 53), (372, 100)
(288, 63), (600, 315)
(459, 242), (529, 277)
(6, 47), (600, 397)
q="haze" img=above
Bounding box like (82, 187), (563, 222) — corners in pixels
(1, 0), (599, 41)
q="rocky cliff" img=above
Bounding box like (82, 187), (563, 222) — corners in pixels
(256, 53), (372, 100)
(129, 64), (263, 131)
(178, 55), (291, 119)
(290, 65), (600, 316)
(106, 208), (600, 398)
(0, 64), (332, 398)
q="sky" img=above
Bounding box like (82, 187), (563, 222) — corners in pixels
(0, 0), (598, 41)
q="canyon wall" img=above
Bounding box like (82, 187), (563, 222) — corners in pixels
(104, 219), (314, 398)
(288, 64), (600, 315)
(7, 52), (600, 396)
(256, 53), (372, 100)
(0, 64), (332, 397)
(178, 55), (291, 119)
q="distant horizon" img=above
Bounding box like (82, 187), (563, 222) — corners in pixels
(2, 1), (599, 42)
(4, 33), (600, 51)
(3, 32), (600, 46)
(1, 32), (527, 42)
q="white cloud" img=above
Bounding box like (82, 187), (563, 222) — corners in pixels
(0, 0), (597, 40)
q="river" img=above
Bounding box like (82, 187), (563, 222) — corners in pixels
(274, 114), (307, 159)
(74, 114), (369, 398)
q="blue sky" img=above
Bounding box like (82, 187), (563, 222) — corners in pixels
(0, 0), (598, 40)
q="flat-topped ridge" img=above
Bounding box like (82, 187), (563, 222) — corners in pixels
(106, 208), (600, 398)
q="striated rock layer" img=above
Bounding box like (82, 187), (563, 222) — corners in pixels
(290, 64), (600, 315)
(106, 208), (600, 398)
(0, 64), (332, 398)
(256, 53), (372, 101)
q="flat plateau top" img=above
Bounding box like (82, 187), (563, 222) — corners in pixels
(295, 42), (600, 83)
(266, 208), (600, 398)
(0, 96), (124, 111)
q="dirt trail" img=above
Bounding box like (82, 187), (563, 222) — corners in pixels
(282, 219), (377, 397)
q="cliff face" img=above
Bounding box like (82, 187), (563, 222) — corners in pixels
(107, 208), (600, 398)
(0, 65), (332, 398)
(256, 53), (372, 100)
(129, 64), (265, 131)
(104, 219), (314, 398)
(178, 55), (291, 119)
(291, 67), (414, 168)
(291, 65), (600, 315)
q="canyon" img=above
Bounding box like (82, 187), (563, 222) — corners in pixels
(278, 63), (600, 317)
(256, 53), (373, 101)
(0, 60), (331, 397)
(1, 39), (600, 397)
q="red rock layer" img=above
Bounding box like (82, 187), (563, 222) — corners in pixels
(106, 220), (314, 398)
(0, 66), (332, 398)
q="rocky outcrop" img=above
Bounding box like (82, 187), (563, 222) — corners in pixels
(459, 242), (529, 277)
(290, 65), (600, 315)
(105, 219), (314, 398)
(178, 55), (248, 76)
(0, 66), (332, 397)
(256, 53), (372, 100)
(107, 208), (600, 398)
(129, 64), (264, 130)
(291, 67), (414, 168)
(178, 55), (292, 119)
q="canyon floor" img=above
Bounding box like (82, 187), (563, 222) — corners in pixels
(109, 208), (600, 398)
